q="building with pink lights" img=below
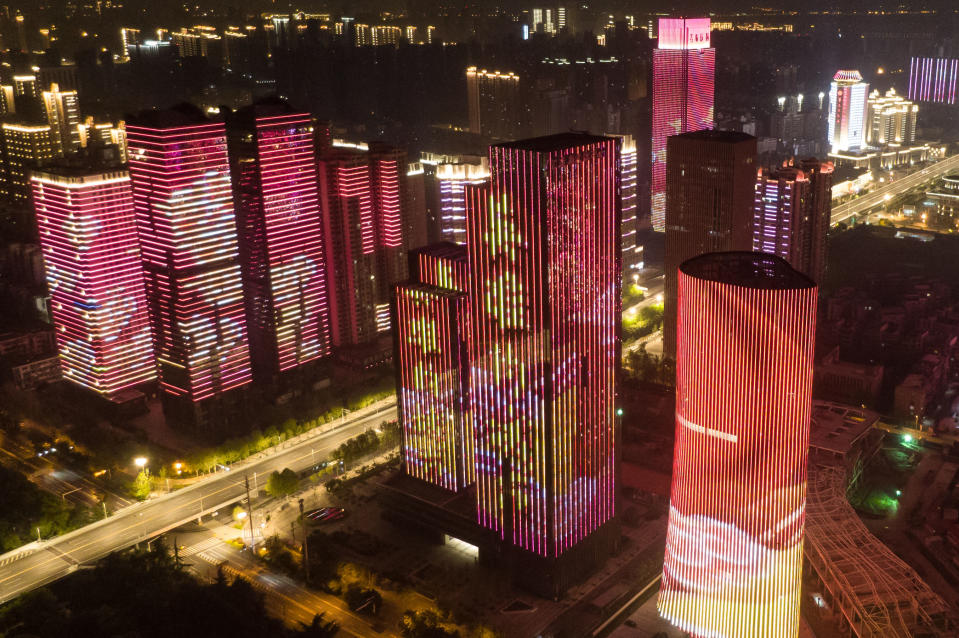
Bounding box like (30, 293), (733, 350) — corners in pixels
(466, 133), (620, 596)
(31, 166), (156, 399)
(226, 99), (331, 385)
(909, 57), (958, 105)
(318, 142), (414, 360)
(753, 159), (834, 285)
(126, 105), (252, 428)
(651, 17), (715, 232)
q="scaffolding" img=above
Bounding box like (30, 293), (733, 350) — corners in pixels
(805, 464), (955, 637)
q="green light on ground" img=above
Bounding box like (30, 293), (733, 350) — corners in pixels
(903, 433), (913, 444)
(616, 408), (623, 417)
(896, 490), (902, 497)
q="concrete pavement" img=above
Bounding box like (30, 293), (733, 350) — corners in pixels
(0, 399), (397, 605)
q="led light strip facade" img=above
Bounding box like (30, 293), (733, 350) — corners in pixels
(651, 18), (715, 231)
(32, 170), (156, 397)
(126, 119), (252, 402)
(659, 252), (817, 638)
(908, 57), (959, 105)
(229, 108), (331, 376)
(467, 135), (620, 557)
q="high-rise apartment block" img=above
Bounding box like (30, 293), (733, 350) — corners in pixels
(31, 167), (156, 398)
(466, 133), (620, 593)
(753, 159), (834, 285)
(126, 106), (252, 427)
(664, 130), (757, 358)
(393, 243), (471, 492)
(1, 123), (58, 203)
(466, 66), (524, 140)
(659, 252), (816, 638)
(41, 83), (81, 155)
(615, 134), (642, 277)
(651, 17), (715, 231)
(865, 88), (918, 147)
(318, 143), (415, 351)
(828, 70), (869, 153)
(226, 100), (331, 384)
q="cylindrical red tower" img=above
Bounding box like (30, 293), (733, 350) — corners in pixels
(658, 252), (817, 638)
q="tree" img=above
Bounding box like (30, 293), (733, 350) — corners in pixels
(266, 468), (299, 498)
(399, 610), (460, 638)
(130, 470), (151, 501)
(301, 613), (339, 637)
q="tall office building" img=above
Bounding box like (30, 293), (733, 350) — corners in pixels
(753, 159), (834, 284)
(126, 105), (252, 428)
(435, 159), (490, 245)
(908, 57), (959, 105)
(318, 143), (415, 350)
(663, 130), (757, 359)
(651, 17), (715, 231)
(659, 252), (817, 638)
(1, 123), (58, 203)
(828, 70), (869, 153)
(31, 167), (156, 398)
(865, 88), (918, 147)
(394, 243), (471, 492)
(226, 99), (331, 384)
(467, 133), (620, 595)
(616, 134), (642, 277)
(41, 83), (82, 155)
(466, 66), (524, 140)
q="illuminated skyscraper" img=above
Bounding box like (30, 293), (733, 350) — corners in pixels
(909, 57), (959, 105)
(651, 17), (715, 231)
(41, 83), (82, 155)
(226, 99), (331, 383)
(467, 133), (620, 594)
(1, 122), (58, 203)
(865, 88), (918, 146)
(31, 167), (156, 398)
(318, 142), (414, 350)
(659, 251), (817, 638)
(752, 159), (834, 285)
(664, 130), (756, 359)
(614, 134), (642, 277)
(466, 66), (524, 140)
(394, 243), (471, 492)
(435, 159), (490, 245)
(828, 70), (869, 153)
(126, 105), (252, 427)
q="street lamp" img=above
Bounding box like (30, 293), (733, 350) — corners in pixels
(134, 457), (148, 469)
(173, 462), (183, 475)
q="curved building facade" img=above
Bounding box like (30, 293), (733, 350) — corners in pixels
(659, 252), (817, 638)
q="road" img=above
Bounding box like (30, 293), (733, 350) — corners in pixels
(0, 399), (397, 605)
(831, 154), (959, 225)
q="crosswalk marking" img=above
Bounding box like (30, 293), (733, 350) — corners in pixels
(178, 537), (221, 558)
(0, 550), (34, 567)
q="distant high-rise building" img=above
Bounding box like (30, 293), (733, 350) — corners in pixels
(371, 25), (402, 46)
(318, 143), (415, 349)
(753, 159), (834, 284)
(467, 133), (620, 596)
(12, 75), (40, 101)
(15, 14), (27, 52)
(466, 66), (524, 140)
(126, 105), (252, 428)
(393, 243), (471, 492)
(828, 70), (869, 153)
(171, 27), (223, 63)
(78, 118), (128, 161)
(908, 57), (958, 105)
(663, 130), (757, 358)
(38, 65), (79, 93)
(41, 83), (81, 155)
(0, 85), (15, 115)
(435, 159), (490, 245)
(865, 88), (918, 147)
(31, 167), (156, 398)
(613, 134), (642, 277)
(1, 122), (58, 203)
(651, 17), (715, 231)
(659, 252), (816, 638)
(226, 99), (332, 384)
(120, 27), (141, 57)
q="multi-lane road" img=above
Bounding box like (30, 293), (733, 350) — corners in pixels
(0, 399), (397, 605)
(831, 154), (959, 225)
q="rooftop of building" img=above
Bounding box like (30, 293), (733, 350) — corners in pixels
(671, 128), (755, 144)
(496, 132), (613, 152)
(680, 251), (816, 290)
(809, 401), (880, 456)
(226, 96), (305, 125)
(411, 242), (468, 263)
(126, 102), (215, 129)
